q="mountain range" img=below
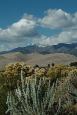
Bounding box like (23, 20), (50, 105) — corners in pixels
(0, 43), (77, 69)
(0, 43), (77, 56)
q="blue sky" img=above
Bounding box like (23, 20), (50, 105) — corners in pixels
(0, 0), (77, 51)
(0, 0), (77, 28)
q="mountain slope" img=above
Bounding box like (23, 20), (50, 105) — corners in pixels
(25, 53), (77, 65)
(0, 52), (77, 69)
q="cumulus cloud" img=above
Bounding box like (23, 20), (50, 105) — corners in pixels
(0, 14), (38, 51)
(39, 9), (77, 29)
(0, 14), (37, 40)
(34, 9), (77, 46)
(0, 9), (77, 51)
(34, 29), (77, 46)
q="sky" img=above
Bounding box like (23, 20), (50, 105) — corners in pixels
(0, 0), (77, 51)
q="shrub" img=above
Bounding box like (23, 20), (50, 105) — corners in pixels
(6, 70), (61, 115)
(70, 62), (77, 67)
(1, 63), (77, 115)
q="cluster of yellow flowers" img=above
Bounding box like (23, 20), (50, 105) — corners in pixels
(34, 67), (46, 76)
(4, 63), (77, 79)
(4, 63), (22, 78)
(3, 62), (77, 89)
(46, 64), (77, 81)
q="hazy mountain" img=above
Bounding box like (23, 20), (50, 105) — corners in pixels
(0, 43), (77, 56)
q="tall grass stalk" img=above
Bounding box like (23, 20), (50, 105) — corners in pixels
(6, 70), (61, 115)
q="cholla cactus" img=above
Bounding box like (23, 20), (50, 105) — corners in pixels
(6, 69), (61, 115)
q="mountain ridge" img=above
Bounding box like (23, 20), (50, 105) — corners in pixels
(0, 43), (77, 56)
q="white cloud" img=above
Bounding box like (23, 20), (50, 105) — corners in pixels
(0, 14), (38, 51)
(34, 29), (77, 46)
(0, 9), (77, 51)
(0, 14), (37, 40)
(40, 9), (77, 29)
(33, 9), (77, 46)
